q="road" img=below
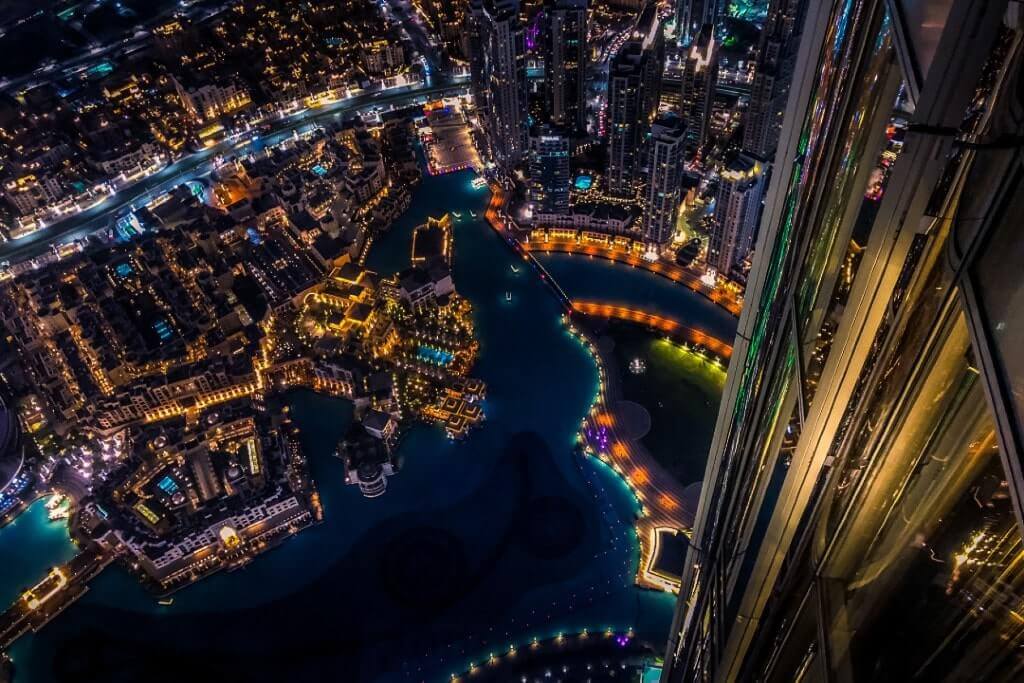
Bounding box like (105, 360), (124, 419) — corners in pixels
(0, 2), (229, 95)
(0, 78), (469, 265)
(380, 0), (445, 77)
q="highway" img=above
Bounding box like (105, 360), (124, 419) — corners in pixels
(0, 77), (468, 265)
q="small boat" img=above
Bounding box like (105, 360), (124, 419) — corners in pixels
(470, 210), (477, 218)
(510, 265), (519, 273)
(506, 291), (512, 302)
(158, 598), (174, 606)
(452, 211), (462, 219)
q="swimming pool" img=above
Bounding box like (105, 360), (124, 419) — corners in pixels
(417, 345), (454, 366)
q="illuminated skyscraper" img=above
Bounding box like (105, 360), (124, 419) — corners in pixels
(680, 23), (717, 150)
(544, 0), (589, 135)
(527, 124), (571, 215)
(665, 1), (1024, 681)
(606, 2), (663, 197)
(708, 153), (765, 276)
(675, 0), (718, 47)
(642, 114), (687, 246)
(741, 0), (805, 158)
(468, 0), (528, 170)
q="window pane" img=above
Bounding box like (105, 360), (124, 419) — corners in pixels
(821, 311), (1024, 680)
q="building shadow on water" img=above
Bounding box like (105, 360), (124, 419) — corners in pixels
(33, 432), (611, 683)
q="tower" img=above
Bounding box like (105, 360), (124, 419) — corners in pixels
(708, 153), (765, 276)
(742, 0), (805, 158)
(467, 0), (528, 171)
(664, 1), (1019, 681)
(606, 3), (664, 197)
(675, 0), (718, 47)
(528, 124), (572, 215)
(680, 23), (717, 150)
(642, 114), (687, 246)
(545, 0), (589, 135)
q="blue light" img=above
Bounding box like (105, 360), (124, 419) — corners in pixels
(311, 164), (328, 177)
(153, 319), (173, 341)
(417, 345), (454, 366)
(157, 476), (179, 494)
(574, 175), (593, 191)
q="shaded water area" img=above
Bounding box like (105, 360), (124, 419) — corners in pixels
(5, 171), (679, 682)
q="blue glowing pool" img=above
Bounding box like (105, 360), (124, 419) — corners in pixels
(417, 345), (454, 366)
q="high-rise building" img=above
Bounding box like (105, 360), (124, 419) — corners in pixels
(664, 1), (1022, 681)
(742, 0), (805, 158)
(707, 153), (765, 275)
(467, 0), (528, 171)
(527, 124), (572, 215)
(675, 0), (718, 47)
(606, 2), (664, 197)
(544, 0), (589, 135)
(642, 114), (687, 246)
(680, 23), (717, 150)
(418, 0), (468, 64)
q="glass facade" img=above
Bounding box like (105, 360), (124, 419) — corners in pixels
(665, 2), (1021, 681)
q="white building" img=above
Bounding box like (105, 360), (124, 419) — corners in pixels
(709, 154), (766, 274)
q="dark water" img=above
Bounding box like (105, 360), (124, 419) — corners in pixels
(6, 171), (682, 682)
(536, 253), (739, 342)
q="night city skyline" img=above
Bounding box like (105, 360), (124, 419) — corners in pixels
(0, 0), (1022, 681)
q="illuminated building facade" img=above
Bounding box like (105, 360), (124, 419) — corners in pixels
(468, 0), (529, 170)
(641, 114), (687, 246)
(679, 23), (718, 151)
(741, 0), (805, 158)
(675, 0), (718, 47)
(544, 0), (589, 135)
(665, 1), (1024, 681)
(707, 153), (765, 275)
(528, 124), (572, 215)
(606, 2), (664, 197)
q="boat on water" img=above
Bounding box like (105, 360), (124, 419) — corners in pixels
(452, 211), (462, 219)
(510, 265), (519, 273)
(158, 598), (174, 606)
(470, 210), (477, 218)
(47, 506), (70, 522)
(506, 291), (512, 302)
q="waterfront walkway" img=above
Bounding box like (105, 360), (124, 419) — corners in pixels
(567, 320), (699, 593)
(0, 547), (112, 650)
(522, 236), (743, 317)
(483, 187), (718, 592)
(570, 302), (733, 361)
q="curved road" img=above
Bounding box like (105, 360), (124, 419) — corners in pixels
(0, 77), (468, 265)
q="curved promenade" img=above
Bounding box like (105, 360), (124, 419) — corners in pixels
(483, 186), (733, 593)
(521, 236), (743, 317)
(570, 302), (733, 361)
(566, 319), (699, 594)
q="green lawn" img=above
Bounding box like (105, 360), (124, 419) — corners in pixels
(606, 321), (726, 487)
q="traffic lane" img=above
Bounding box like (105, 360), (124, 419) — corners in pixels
(0, 80), (469, 263)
